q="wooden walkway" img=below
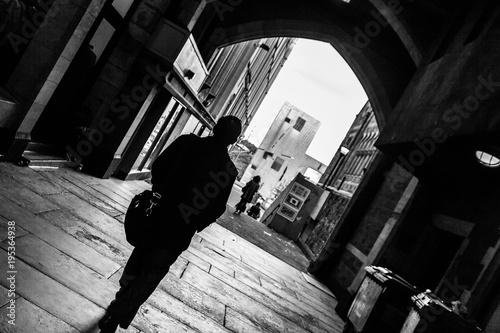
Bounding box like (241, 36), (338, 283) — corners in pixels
(0, 162), (344, 333)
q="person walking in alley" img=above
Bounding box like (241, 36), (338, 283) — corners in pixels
(98, 116), (242, 332)
(247, 202), (262, 219)
(234, 175), (260, 215)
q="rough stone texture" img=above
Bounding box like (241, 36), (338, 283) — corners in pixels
(120, 22), (151, 55)
(131, 1), (162, 33)
(305, 192), (350, 256)
(349, 163), (412, 256)
(108, 45), (138, 72)
(332, 249), (363, 290)
(100, 62), (133, 90)
(143, 0), (171, 12)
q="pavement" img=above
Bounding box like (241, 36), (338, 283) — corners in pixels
(0, 162), (344, 333)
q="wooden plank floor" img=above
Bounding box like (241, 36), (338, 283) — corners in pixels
(0, 162), (344, 333)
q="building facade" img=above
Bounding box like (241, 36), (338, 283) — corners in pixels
(206, 38), (297, 127)
(320, 101), (378, 195)
(241, 102), (326, 201)
(298, 101), (379, 260)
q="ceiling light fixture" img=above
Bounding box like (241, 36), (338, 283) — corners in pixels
(475, 150), (500, 168)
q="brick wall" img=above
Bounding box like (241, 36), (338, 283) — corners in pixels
(331, 248), (364, 290)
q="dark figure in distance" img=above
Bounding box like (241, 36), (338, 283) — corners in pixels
(98, 116), (242, 332)
(234, 175), (260, 215)
(247, 202), (262, 219)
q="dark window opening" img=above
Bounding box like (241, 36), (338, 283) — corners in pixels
(271, 157), (284, 171)
(263, 151), (273, 159)
(279, 166), (288, 181)
(293, 117), (306, 131)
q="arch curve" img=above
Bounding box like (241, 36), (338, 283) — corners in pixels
(196, 12), (417, 128)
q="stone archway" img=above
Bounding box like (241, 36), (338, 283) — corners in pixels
(189, 0), (500, 180)
(185, 3), (500, 330)
(190, 0), (453, 130)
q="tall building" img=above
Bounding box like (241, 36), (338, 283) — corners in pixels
(215, 38), (297, 129)
(206, 38), (297, 131)
(320, 101), (378, 195)
(241, 102), (326, 200)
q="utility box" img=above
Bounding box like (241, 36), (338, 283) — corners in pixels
(262, 173), (323, 241)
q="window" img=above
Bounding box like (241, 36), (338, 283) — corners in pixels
(476, 150), (500, 168)
(263, 151), (273, 159)
(293, 117), (306, 131)
(271, 157), (284, 171)
(284, 117), (291, 123)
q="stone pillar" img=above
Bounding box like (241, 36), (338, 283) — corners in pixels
(2, 0), (107, 160)
(307, 152), (417, 316)
(77, 0), (211, 178)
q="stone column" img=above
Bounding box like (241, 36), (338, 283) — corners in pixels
(77, 0), (212, 177)
(2, 0), (107, 160)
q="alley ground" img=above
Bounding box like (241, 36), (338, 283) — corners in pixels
(0, 162), (344, 332)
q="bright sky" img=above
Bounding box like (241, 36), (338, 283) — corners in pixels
(244, 38), (368, 165)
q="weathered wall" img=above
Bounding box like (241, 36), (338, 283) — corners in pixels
(315, 158), (415, 317)
(305, 192), (350, 256)
(332, 163), (412, 289)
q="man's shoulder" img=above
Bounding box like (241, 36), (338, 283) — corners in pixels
(178, 133), (200, 142)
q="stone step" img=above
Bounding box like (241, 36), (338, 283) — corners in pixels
(16, 142), (69, 168)
(25, 141), (65, 156)
(22, 153), (68, 168)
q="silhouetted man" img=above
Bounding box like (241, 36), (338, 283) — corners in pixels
(99, 116), (242, 332)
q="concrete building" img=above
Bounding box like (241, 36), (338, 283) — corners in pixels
(2, 1), (500, 331)
(240, 102), (327, 201)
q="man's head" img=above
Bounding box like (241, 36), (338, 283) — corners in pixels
(213, 116), (242, 145)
